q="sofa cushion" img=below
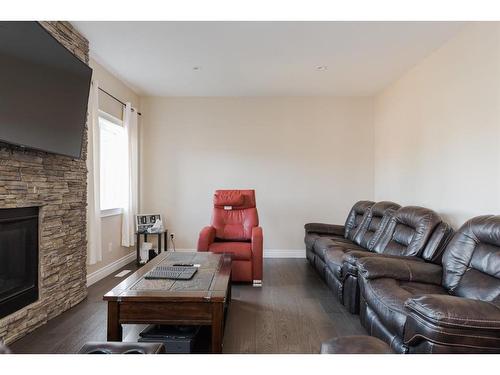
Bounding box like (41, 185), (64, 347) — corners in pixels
(313, 237), (363, 260)
(362, 278), (447, 338)
(324, 247), (349, 279)
(208, 241), (252, 260)
(306, 233), (342, 254)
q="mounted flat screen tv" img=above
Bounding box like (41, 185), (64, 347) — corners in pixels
(0, 22), (92, 158)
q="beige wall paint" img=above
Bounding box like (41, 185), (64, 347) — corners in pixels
(374, 23), (500, 228)
(87, 58), (141, 275)
(139, 97), (374, 251)
(93, 22), (500, 258)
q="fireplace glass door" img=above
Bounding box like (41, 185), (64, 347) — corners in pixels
(0, 207), (39, 319)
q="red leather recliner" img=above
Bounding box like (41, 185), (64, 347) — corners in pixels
(197, 189), (263, 285)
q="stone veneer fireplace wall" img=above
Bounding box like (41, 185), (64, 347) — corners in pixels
(0, 21), (89, 344)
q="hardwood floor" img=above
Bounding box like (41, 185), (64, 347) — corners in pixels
(10, 258), (366, 354)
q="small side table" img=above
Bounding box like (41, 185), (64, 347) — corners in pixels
(135, 230), (168, 266)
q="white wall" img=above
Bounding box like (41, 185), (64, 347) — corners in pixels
(374, 23), (500, 228)
(87, 58), (141, 276)
(137, 22), (500, 256)
(140, 97), (374, 253)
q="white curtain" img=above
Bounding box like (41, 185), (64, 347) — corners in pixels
(121, 103), (139, 247)
(86, 80), (103, 265)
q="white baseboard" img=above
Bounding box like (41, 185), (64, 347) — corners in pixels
(174, 248), (306, 258)
(86, 251), (136, 287)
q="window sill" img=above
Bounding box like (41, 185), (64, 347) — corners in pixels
(100, 208), (123, 218)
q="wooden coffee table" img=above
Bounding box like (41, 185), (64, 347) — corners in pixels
(103, 251), (232, 353)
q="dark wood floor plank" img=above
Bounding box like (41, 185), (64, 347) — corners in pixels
(255, 307), (278, 353)
(10, 258), (366, 354)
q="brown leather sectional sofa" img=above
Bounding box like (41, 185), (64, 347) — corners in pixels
(305, 201), (500, 353)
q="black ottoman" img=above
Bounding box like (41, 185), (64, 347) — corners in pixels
(320, 336), (393, 354)
(78, 341), (166, 354)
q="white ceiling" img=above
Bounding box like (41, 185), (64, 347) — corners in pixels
(73, 21), (467, 97)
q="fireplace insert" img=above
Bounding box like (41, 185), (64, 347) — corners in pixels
(0, 207), (39, 319)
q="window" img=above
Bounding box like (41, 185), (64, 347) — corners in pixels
(99, 112), (128, 214)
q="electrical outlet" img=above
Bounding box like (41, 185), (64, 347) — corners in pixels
(108, 242), (113, 252)
(170, 233), (175, 239)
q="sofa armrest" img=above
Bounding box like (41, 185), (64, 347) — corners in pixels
(343, 251), (424, 278)
(340, 249), (371, 277)
(357, 257), (442, 284)
(251, 227), (263, 281)
(405, 295), (500, 330)
(197, 226), (216, 251)
(304, 223), (345, 236)
(404, 295), (500, 351)
(345, 250), (423, 267)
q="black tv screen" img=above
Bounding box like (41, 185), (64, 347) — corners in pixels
(0, 22), (92, 158)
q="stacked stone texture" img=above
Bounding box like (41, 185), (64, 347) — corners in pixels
(0, 21), (89, 344)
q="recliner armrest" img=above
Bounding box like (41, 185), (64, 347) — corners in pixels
(251, 227), (263, 252)
(251, 226), (263, 281)
(197, 226), (216, 251)
(304, 223), (345, 236)
(357, 257), (442, 284)
(404, 295), (500, 351)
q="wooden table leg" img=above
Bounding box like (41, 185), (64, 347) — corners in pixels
(107, 301), (122, 341)
(211, 302), (224, 353)
(223, 284), (231, 327)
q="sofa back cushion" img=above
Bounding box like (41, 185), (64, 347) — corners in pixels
(211, 190), (258, 241)
(343, 200), (374, 241)
(442, 215), (500, 301)
(373, 206), (442, 257)
(353, 201), (401, 249)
